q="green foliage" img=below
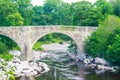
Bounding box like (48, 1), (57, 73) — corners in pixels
(40, 33), (72, 42)
(0, 0), (119, 26)
(106, 28), (120, 66)
(110, 0), (120, 17)
(71, 1), (94, 26)
(84, 15), (120, 66)
(0, 53), (14, 61)
(16, 0), (34, 25)
(94, 0), (113, 15)
(0, 0), (21, 26)
(32, 0), (72, 25)
(32, 42), (44, 51)
(0, 42), (9, 54)
(33, 33), (73, 51)
(5, 13), (24, 26)
(0, 35), (20, 50)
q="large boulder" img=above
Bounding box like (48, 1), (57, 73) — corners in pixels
(94, 57), (108, 65)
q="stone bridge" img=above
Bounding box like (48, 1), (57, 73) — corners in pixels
(0, 26), (97, 61)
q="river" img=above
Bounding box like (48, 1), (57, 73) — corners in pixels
(35, 50), (84, 80)
(32, 43), (120, 80)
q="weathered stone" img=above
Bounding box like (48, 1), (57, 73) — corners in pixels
(0, 26), (97, 61)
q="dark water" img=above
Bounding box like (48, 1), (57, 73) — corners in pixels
(33, 51), (120, 80)
(85, 70), (120, 80)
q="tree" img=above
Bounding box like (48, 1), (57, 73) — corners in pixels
(71, 1), (93, 26)
(110, 0), (120, 17)
(33, 14), (52, 25)
(70, 1), (103, 26)
(94, 0), (113, 17)
(5, 13), (24, 26)
(0, 0), (22, 26)
(32, 0), (72, 25)
(84, 15), (120, 59)
(106, 28), (120, 66)
(16, 0), (34, 25)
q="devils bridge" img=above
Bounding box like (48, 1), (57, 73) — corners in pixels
(0, 26), (97, 61)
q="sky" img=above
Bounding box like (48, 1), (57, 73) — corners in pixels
(31, 0), (97, 6)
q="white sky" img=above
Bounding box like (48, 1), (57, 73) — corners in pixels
(31, 0), (97, 6)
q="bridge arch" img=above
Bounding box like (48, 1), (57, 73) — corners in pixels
(32, 32), (78, 52)
(31, 31), (82, 52)
(0, 26), (97, 61)
(0, 33), (21, 52)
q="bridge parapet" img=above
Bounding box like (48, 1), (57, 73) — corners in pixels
(0, 26), (97, 32)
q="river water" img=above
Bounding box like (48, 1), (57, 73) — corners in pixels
(18, 43), (120, 80)
(35, 50), (84, 80)
(34, 50), (120, 80)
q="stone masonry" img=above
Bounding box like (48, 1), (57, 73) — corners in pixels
(0, 26), (97, 61)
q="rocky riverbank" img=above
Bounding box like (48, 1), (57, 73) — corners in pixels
(78, 54), (119, 74)
(0, 50), (50, 80)
(0, 43), (119, 80)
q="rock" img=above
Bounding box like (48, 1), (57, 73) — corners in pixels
(6, 58), (50, 77)
(79, 54), (86, 61)
(83, 58), (91, 65)
(0, 56), (50, 79)
(82, 56), (118, 74)
(32, 51), (49, 62)
(95, 57), (108, 65)
(97, 65), (105, 70)
(12, 57), (20, 64)
(38, 62), (50, 73)
(87, 64), (96, 69)
(0, 69), (9, 80)
(9, 50), (21, 57)
(95, 69), (106, 74)
(0, 58), (5, 62)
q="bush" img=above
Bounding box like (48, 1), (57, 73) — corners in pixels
(106, 28), (120, 66)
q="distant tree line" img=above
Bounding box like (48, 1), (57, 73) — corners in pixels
(0, 0), (120, 26)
